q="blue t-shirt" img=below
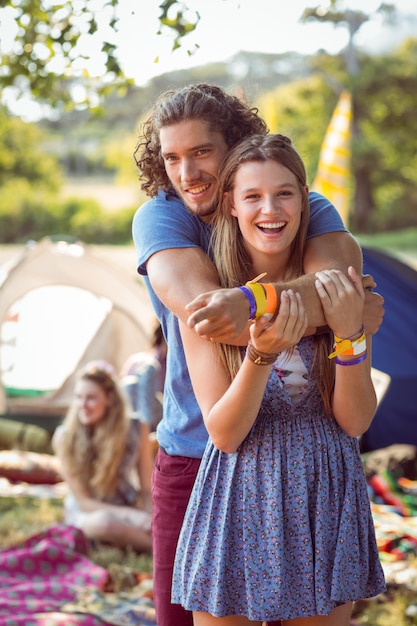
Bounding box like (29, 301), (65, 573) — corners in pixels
(132, 189), (347, 458)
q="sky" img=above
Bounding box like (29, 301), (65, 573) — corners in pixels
(115, 0), (417, 85)
(1, 0), (416, 119)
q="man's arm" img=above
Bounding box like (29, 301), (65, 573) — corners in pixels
(281, 231), (363, 328)
(186, 231), (384, 339)
(303, 231), (384, 334)
(146, 230), (383, 343)
(146, 247), (251, 342)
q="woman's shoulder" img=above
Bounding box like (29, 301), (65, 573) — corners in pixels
(51, 424), (66, 453)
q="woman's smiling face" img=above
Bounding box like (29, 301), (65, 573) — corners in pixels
(74, 378), (110, 426)
(229, 159), (305, 267)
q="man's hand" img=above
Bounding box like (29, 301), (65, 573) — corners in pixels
(362, 274), (385, 335)
(186, 287), (250, 342)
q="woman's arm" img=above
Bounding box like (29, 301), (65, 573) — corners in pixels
(315, 267), (377, 437)
(180, 290), (307, 453)
(331, 337), (376, 437)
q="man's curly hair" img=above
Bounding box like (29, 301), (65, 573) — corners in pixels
(134, 83), (268, 198)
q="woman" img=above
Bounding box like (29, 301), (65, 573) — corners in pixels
(52, 361), (153, 552)
(120, 321), (166, 431)
(171, 134), (385, 624)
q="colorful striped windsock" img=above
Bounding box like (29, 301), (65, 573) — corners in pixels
(312, 91), (352, 226)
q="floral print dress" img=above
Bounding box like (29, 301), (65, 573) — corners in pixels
(171, 336), (385, 622)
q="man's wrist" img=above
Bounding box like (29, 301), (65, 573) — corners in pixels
(316, 325), (331, 335)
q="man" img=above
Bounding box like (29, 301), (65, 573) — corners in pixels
(132, 83), (383, 626)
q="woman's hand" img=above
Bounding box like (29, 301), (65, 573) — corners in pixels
(250, 289), (307, 354)
(137, 489), (152, 514)
(315, 266), (364, 338)
(117, 506), (152, 531)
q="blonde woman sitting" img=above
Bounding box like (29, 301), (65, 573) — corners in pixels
(52, 361), (153, 552)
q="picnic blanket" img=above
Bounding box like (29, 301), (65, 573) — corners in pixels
(0, 524), (156, 625)
(364, 444), (417, 590)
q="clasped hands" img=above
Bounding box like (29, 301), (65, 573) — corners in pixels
(185, 271), (384, 343)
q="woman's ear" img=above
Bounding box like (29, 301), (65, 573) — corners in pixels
(225, 192), (237, 217)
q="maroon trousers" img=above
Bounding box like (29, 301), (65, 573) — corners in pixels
(151, 448), (281, 626)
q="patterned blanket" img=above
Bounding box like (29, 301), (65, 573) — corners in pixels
(0, 524), (156, 625)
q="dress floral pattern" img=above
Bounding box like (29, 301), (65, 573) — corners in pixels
(171, 336), (386, 622)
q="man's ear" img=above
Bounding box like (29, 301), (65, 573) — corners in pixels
(302, 185), (309, 210)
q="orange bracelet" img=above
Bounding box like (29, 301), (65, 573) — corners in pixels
(262, 283), (278, 316)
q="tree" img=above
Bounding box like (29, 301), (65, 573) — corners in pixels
(257, 41), (417, 233)
(301, 2), (396, 76)
(355, 39), (417, 231)
(300, 1), (397, 231)
(0, 0), (199, 109)
(0, 104), (60, 188)
(256, 75), (336, 184)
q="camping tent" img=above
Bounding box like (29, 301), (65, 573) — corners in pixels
(0, 237), (155, 432)
(360, 246), (417, 452)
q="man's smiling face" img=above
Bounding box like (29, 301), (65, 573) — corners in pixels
(160, 119), (229, 222)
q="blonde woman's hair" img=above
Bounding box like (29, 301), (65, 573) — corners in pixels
(59, 366), (130, 499)
(211, 133), (334, 413)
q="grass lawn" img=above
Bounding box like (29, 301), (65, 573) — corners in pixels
(357, 227), (417, 270)
(0, 493), (153, 574)
(356, 227), (417, 253)
(1, 494), (417, 624)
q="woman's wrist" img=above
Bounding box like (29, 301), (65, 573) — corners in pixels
(246, 339), (280, 366)
(335, 352), (368, 366)
(328, 325), (366, 360)
(335, 325), (364, 341)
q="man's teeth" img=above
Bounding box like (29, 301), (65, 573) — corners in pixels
(188, 184), (209, 194)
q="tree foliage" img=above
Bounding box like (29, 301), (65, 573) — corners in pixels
(0, 105), (135, 243)
(257, 75), (336, 184)
(0, 105), (60, 188)
(0, 0), (199, 108)
(355, 39), (417, 231)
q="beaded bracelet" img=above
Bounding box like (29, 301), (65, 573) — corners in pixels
(246, 339), (280, 366)
(238, 286), (257, 320)
(335, 351), (368, 366)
